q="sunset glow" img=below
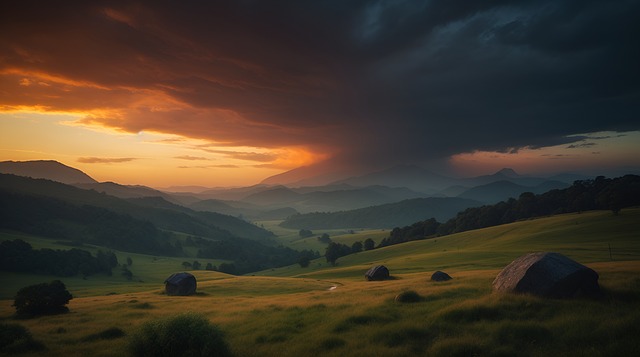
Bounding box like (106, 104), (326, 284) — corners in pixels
(0, 110), (321, 187)
(449, 132), (640, 177)
(1, 1), (638, 187)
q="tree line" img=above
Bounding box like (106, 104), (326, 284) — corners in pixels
(183, 234), (319, 275)
(378, 175), (640, 248)
(0, 239), (119, 277)
(321, 237), (375, 266)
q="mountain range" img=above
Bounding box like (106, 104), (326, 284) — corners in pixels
(1, 160), (589, 221)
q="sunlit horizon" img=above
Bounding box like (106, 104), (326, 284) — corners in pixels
(2, 108), (638, 188)
(2, 1), (638, 188)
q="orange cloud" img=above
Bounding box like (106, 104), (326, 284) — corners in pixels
(174, 155), (210, 161)
(177, 164), (239, 169)
(78, 157), (138, 164)
(3, 0), (638, 184)
(199, 149), (278, 162)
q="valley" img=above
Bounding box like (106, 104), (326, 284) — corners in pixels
(1, 161), (639, 356)
(3, 3), (639, 355)
(1, 209), (639, 356)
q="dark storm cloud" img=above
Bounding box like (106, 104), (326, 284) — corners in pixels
(1, 0), (639, 170)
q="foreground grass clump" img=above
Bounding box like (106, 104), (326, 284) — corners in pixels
(129, 312), (231, 357)
(0, 322), (45, 354)
(394, 290), (423, 303)
(81, 327), (126, 342)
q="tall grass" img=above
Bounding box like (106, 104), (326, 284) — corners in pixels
(0, 209), (639, 356)
(129, 312), (230, 357)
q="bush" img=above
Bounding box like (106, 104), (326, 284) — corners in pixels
(81, 327), (126, 342)
(394, 290), (423, 303)
(319, 337), (346, 350)
(0, 322), (45, 354)
(13, 280), (72, 317)
(129, 312), (231, 357)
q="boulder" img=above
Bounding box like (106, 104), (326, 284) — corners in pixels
(164, 272), (197, 296)
(431, 271), (452, 281)
(365, 265), (390, 281)
(492, 252), (600, 298)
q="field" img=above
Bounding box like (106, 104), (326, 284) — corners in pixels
(256, 220), (389, 252)
(1, 209), (639, 356)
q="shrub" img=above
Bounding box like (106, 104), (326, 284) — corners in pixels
(129, 312), (231, 357)
(394, 290), (423, 303)
(0, 322), (45, 354)
(13, 280), (72, 317)
(319, 337), (346, 350)
(375, 327), (430, 349)
(494, 321), (553, 346)
(82, 327), (126, 342)
(428, 336), (484, 357)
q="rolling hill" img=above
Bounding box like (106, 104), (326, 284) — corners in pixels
(235, 185), (430, 213)
(0, 173), (312, 273)
(266, 208), (640, 278)
(75, 181), (173, 199)
(188, 199), (298, 220)
(1, 209), (638, 357)
(280, 197), (481, 229)
(0, 160), (97, 184)
(457, 179), (570, 204)
(0, 174), (272, 242)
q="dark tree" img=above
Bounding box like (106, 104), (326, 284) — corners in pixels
(299, 229), (313, 238)
(218, 263), (236, 275)
(13, 280), (73, 317)
(325, 242), (351, 266)
(126, 257), (133, 266)
(298, 255), (310, 268)
(363, 238), (375, 251)
(205, 263), (215, 271)
(192, 261), (202, 270)
(181, 261), (192, 269)
(107, 251), (118, 268)
(351, 241), (363, 253)
(317, 233), (331, 244)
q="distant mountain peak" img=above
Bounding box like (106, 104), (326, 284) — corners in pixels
(496, 168), (519, 178)
(0, 160), (97, 184)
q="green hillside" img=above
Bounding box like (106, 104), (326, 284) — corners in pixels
(259, 209), (640, 279)
(0, 174), (303, 274)
(1, 209), (639, 356)
(280, 197), (481, 229)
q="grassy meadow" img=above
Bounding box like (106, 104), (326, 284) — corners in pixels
(256, 219), (389, 252)
(1, 209), (639, 356)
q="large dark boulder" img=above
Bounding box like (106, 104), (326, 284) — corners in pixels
(164, 272), (197, 296)
(365, 265), (390, 281)
(431, 271), (452, 282)
(492, 252), (600, 298)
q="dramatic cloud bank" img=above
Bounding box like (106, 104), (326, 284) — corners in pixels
(2, 0), (639, 176)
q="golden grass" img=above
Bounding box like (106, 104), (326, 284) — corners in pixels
(1, 209), (639, 356)
(2, 261), (639, 356)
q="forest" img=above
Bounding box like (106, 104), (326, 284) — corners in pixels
(378, 175), (640, 248)
(0, 239), (119, 277)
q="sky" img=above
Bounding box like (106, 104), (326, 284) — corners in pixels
(1, 0), (639, 187)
